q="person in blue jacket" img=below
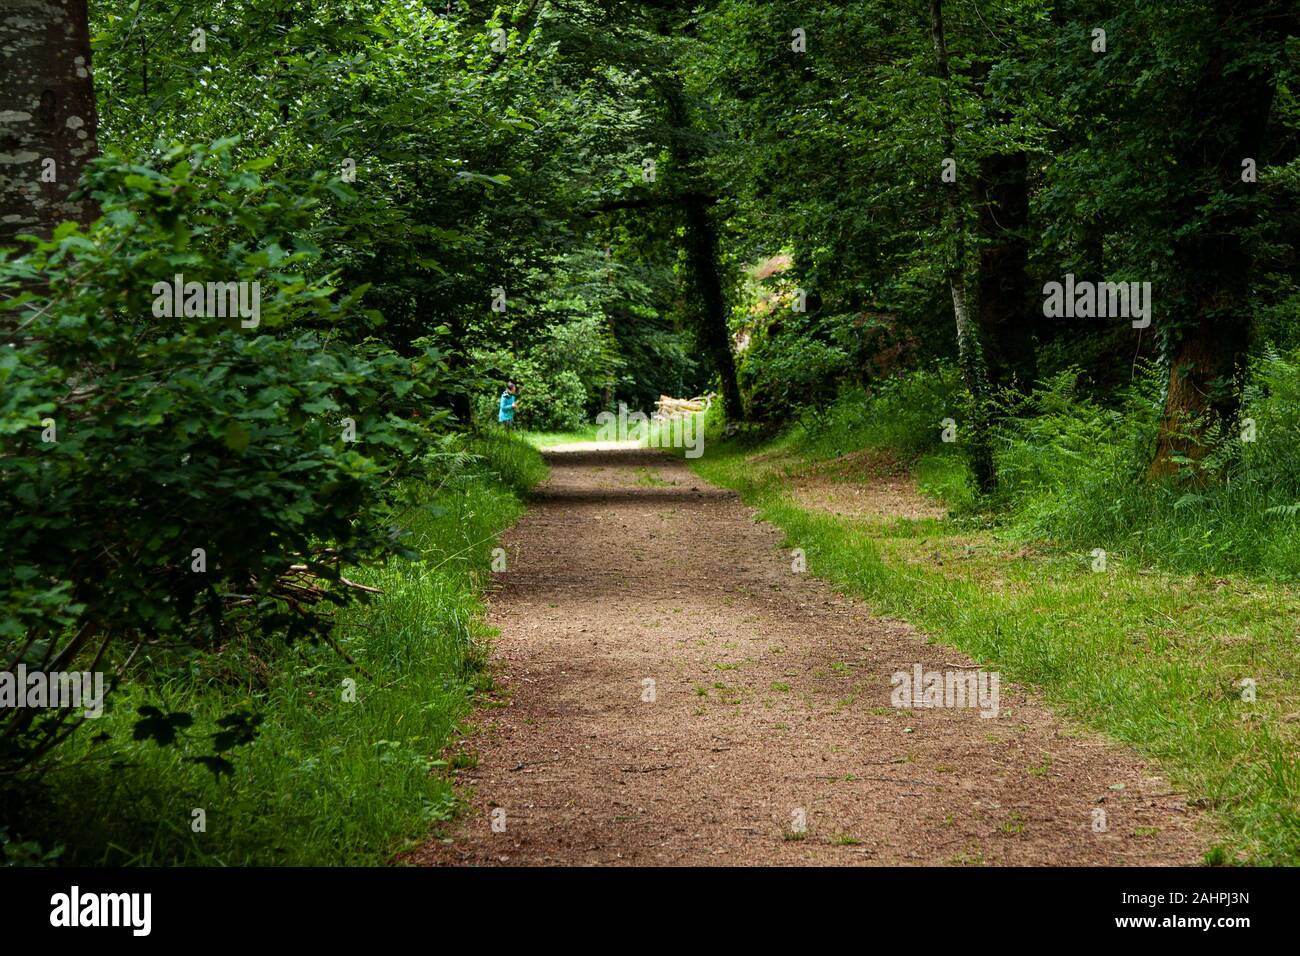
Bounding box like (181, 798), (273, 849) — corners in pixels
(498, 381), (519, 428)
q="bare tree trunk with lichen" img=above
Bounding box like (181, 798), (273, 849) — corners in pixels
(0, 0), (100, 244)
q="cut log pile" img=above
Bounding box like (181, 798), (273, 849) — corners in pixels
(654, 394), (713, 419)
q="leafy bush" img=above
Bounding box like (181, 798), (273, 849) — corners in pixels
(1237, 347), (1300, 496)
(0, 141), (452, 773)
(990, 358), (1300, 579)
(793, 365), (963, 460)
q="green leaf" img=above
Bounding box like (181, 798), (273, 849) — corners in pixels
(223, 421), (251, 452)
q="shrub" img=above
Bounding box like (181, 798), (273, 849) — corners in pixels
(0, 141), (451, 773)
(793, 365), (963, 460)
(0, 433), (543, 865)
(473, 355), (588, 432)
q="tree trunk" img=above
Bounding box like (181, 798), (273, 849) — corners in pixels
(449, 387), (472, 429)
(0, 0), (100, 243)
(975, 150), (1036, 391)
(662, 78), (745, 421)
(930, 0), (995, 492)
(446, 310), (473, 428)
(683, 196), (744, 421)
(1150, 307), (1250, 478)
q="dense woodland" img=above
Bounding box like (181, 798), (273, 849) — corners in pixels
(2, 0), (1300, 866)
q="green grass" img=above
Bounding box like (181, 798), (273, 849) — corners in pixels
(519, 412), (709, 456)
(692, 427), (1300, 866)
(519, 423), (602, 448)
(2, 431), (545, 865)
(633, 467), (672, 487)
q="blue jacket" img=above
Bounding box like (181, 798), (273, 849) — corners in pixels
(498, 391), (516, 422)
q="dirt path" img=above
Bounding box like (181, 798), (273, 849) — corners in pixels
(411, 446), (1205, 866)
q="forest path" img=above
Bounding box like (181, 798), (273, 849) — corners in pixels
(410, 446), (1205, 865)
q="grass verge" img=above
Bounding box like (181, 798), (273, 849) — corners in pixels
(518, 424), (601, 448)
(692, 433), (1300, 866)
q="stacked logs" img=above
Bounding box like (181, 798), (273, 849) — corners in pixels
(653, 394), (712, 419)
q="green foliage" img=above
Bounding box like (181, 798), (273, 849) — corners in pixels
(738, 311), (852, 422)
(0, 141), (453, 772)
(768, 353), (1300, 581)
(798, 368), (964, 462)
(990, 368), (1163, 533)
(472, 315), (609, 431)
(694, 0), (1300, 472)
(991, 352), (1300, 579)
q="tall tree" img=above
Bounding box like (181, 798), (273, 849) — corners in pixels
(975, 150), (1036, 391)
(930, 0), (995, 492)
(661, 77), (745, 420)
(1149, 0), (1300, 476)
